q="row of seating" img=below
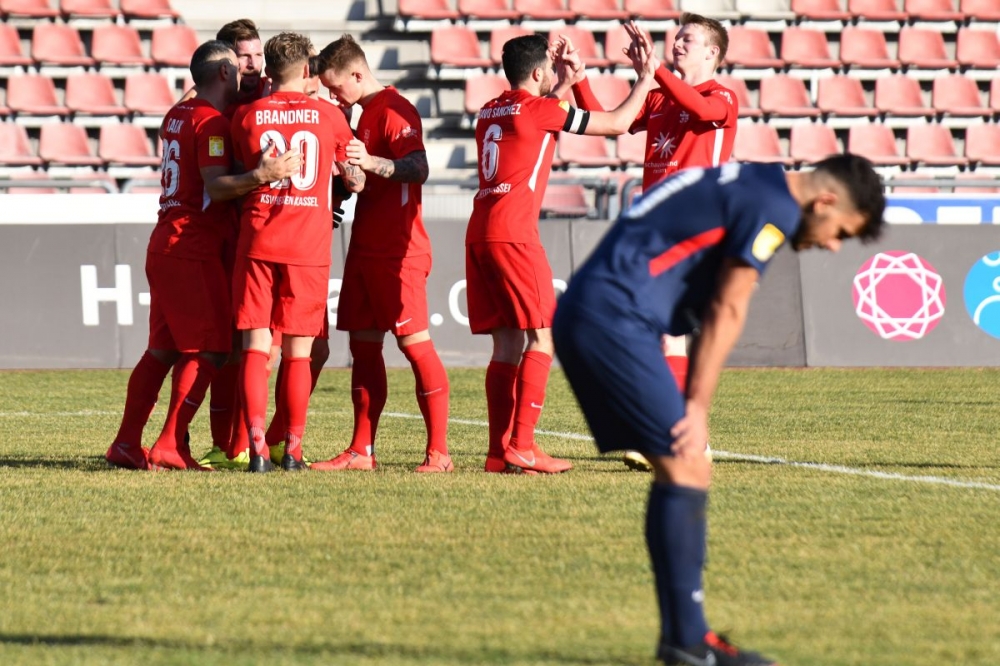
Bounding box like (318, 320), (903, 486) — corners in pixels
(0, 0), (177, 20)
(430, 24), (999, 73)
(401, 0), (998, 23)
(0, 21), (198, 67)
(2, 71), (178, 116)
(1, 121), (160, 165)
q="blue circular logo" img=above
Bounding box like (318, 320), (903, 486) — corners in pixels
(964, 252), (1000, 339)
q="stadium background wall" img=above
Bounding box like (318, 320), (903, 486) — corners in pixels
(1, 194), (998, 369)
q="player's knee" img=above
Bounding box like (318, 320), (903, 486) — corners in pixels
(311, 339), (330, 367)
(654, 453), (712, 489)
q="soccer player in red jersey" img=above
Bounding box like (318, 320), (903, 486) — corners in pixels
(467, 34), (656, 474)
(308, 35), (453, 474)
(106, 40), (300, 470)
(230, 32), (365, 473)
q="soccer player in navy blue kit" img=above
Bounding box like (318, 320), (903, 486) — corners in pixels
(553, 155), (886, 665)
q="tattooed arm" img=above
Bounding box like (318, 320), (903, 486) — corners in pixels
(336, 160), (367, 193)
(345, 138), (429, 184)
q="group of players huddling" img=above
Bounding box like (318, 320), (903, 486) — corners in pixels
(103, 15), (886, 666)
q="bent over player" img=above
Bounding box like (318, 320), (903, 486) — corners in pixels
(553, 155), (886, 664)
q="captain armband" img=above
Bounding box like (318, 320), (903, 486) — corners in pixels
(562, 107), (590, 135)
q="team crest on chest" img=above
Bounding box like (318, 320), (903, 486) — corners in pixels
(653, 132), (677, 158)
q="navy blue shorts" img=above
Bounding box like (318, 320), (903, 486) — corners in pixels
(553, 303), (684, 457)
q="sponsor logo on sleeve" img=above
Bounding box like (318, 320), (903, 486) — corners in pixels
(558, 100), (570, 112)
(751, 223), (785, 262)
(208, 136), (225, 157)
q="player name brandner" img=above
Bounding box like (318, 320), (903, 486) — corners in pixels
(255, 109), (320, 125)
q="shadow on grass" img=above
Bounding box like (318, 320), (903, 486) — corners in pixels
(0, 633), (647, 664)
(0, 456), (105, 471)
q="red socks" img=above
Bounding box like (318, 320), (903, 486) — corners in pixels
(280, 357), (312, 461)
(241, 349), (271, 458)
(208, 362), (239, 449)
(266, 354), (323, 446)
(485, 360), (518, 459)
(152, 354), (218, 451)
(666, 354), (689, 394)
(113, 351), (172, 447)
(348, 339), (387, 457)
(402, 340), (450, 456)
(508, 351), (552, 452)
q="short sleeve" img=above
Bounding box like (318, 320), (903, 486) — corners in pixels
(531, 96), (572, 133)
(628, 91), (654, 134)
(382, 100), (424, 158)
(723, 196), (795, 275)
(323, 105), (353, 162)
(195, 114), (232, 170)
(713, 86), (738, 127)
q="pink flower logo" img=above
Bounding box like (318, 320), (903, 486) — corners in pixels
(852, 251), (946, 341)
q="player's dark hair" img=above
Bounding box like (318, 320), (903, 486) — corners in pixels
(679, 12), (728, 65)
(314, 35), (368, 75)
(216, 18), (259, 46)
(264, 32), (314, 84)
(501, 34), (550, 87)
(189, 40), (235, 87)
(812, 153), (887, 242)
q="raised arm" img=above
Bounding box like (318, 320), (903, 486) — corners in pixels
(578, 37), (655, 136)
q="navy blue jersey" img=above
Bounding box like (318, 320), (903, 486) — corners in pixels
(562, 163), (801, 336)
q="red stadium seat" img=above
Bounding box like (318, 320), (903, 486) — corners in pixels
(960, 0), (1000, 20)
(817, 75), (877, 116)
(964, 125), (1000, 166)
(541, 182), (590, 218)
(0, 0), (59, 17)
(932, 75), (988, 117)
(39, 123), (102, 165)
(0, 123), (43, 165)
(847, 124), (908, 165)
(716, 74), (761, 117)
(847, 0), (907, 20)
(431, 26), (491, 68)
(151, 24), (199, 68)
(0, 24), (32, 67)
(956, 28), (1000, 69)
(903, 0), (963, 21)
(588, 74), (631, 110)
(789, 123), (840, 163)
(7, 74), (69, 115)
(31, 23), (94, 66)
(569, 0), (629, 19)
(557, 133), (618, 167)
(779, 28), (840, 69)
(725, 27), (783, 69)
(840, 28), (899, 69)
(624, 0), (680, 18)
(124, 72), (177, 115)
(399, 0), (460, 19)
(791, 0), (850, 20)
(60, 0), (118, 17)
(733, 122), (791, 163)
(513, 0), (575, 19)
(954, 172), (999, 193)
(99, 124), (159, 166)
(616, 131), (646, 165)
(605, 23), (659, 67)
(759, 75), (819, 117)
(875, 75), (932, 116)
(489, 26), (531, 64)
(66, 73), (128, 115)
(119, 0), (178, 18)
(464, 74), (509, 114)
(897, 28), (958, 69)
(458, 0), (519, 19)
(91, 24), (152, 67)
(906, 124), (967, 166)
(548, 27), (610, 68)
(991, 79), (1000, 112)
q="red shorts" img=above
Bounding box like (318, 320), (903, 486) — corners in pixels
(271, 313), (329, 350)
(146, 252), (232, 353)
(336, 253), (430, 336)
(465, 242), (556, 335)
(232, 255), (329, 336)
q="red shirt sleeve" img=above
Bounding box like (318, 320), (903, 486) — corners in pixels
(382, 101), (424, 158)
(531, 96), (572, 133)
(653, 65), (731, 123)
(571, 78), (604, 111)
(195, 114), (233, 171)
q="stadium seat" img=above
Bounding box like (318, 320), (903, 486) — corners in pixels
(954, 172), (999, 193)
(588, 74), (631, 110)
(890, 172), (939, 193)
(98, 124), (159, 166)
(91, 24), (152, 67)
(119, 0), (178, 18)
(7, 74), (69, 115)
(847, 0), (907, 20)
(66, 73), (128, 115)
(759, 75), (819, 117)
(458, 0), (519, 19)
(964, 125), (1000, 166)
(464, 74), (509, 114)
(569, 0), (629, 19)
(789, 123), (840, 163)
(817, 75), (877, 116)
(124, 72), (176, 115)
(151, 24), (199, 68)
(39, 123), (102, 165)
(548, 27), (610, 68)
(0, 123), (43, 165)
(734, 0), (795, 20)
(716, 74), (761, 117)
(616, 131), (646, 165)
(431, 26), (492, 68)
(840, 28), (899, 69)
(541, 182), (590, 218)
(60, 0), (118, 17)
(874, 75), (933, 116)
(779, 28), (840, 69)
(606, 23), (660, 67)
(931, 75), (988, 117)
(724, 27), (783, 69)
(960, 0), (1000, 20)
(679, 0), (739, 20)
(992, 79), (1000, 112)
(956, 28), (1000, 69)
(903, 0), (963, 21)
(557, 133), (618, 167)
(489, 26), (532, 64)
(0, 24), (32, 67)
(623, 0), (680, 18)
(399, 0), (460, 19)
(897, 28), (958, 69)
(733, 122), (791, 163)
(0, 0), (59, 17)
(31, 23), (94, 67)
(513, 0), (575, 19)
(846, 124), (908, 165)
(906, 124), (967, 166)
(790, 0), (850, 20)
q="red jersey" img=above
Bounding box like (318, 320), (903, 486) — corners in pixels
(630, 78), (738, 191)
(230, 90), (353, 267)
(149, 98), (236, 260)
(349, 87), (430, 259)
(467, 89), (588, 245)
